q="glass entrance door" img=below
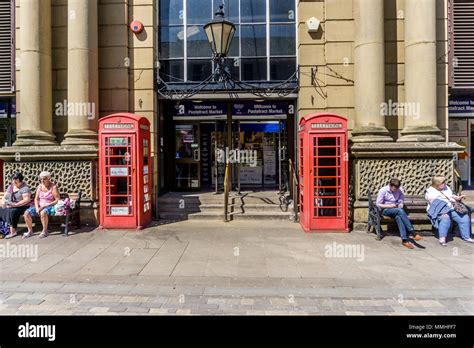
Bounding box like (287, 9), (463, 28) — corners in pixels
(175, 124), (200, 190)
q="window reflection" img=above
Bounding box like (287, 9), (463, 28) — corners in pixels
(159, 0), (297, 82)
(213, 0), (239, 22)
(187, 0), (212, 24)
(187, 26), (212, 57)
(270, 24), (296, 56)
(241, 25), (266, 57)
(270, 0), (295, 22)
(241, 0), (266, 23)
(187, 60), (212, 81)
(270, 58), (297, 81)
(159, 0), (183, 26)
(242, 58), (267, 81)
(159, 26), (184, 58)
(160, 60), (184, 82)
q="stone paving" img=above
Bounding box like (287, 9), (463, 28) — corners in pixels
(0, 220), (473, 315)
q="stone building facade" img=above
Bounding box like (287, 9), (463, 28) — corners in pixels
(0, 0), (463, 227)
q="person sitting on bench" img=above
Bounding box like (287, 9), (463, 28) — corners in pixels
(23, 171), (60, 239)
(425, 175), (473, 246)
(376, 178), (422, 249)
(0, 172), (32, 239)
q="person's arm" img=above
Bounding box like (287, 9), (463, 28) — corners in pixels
(425, 188), (438, 204)
(9, 191), (31, 208)
(376, 188), (396, 209)
(396, 189), (405, 208)
(35, 188), (41, 212)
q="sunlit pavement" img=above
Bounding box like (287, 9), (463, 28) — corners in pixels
(0, 220), (472, 315)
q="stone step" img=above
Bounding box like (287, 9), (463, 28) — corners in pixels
(230, 211), (293, 221)
(159, 210), (293, 221)
(158, 203), (290, 213)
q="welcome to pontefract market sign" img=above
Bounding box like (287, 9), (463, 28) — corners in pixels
(449, 97), (474, 117)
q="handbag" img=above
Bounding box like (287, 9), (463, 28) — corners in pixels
(440, 190), (468, 215)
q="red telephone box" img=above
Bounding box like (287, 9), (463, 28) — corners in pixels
(299, 113), (349, 232)
(98, 113), (152, 229)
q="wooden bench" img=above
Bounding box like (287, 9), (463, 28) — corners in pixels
(21, 190), (82, 237)
(367, 188), (472, 240)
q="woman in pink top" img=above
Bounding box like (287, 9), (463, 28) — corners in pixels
(23, 171), (60, 239)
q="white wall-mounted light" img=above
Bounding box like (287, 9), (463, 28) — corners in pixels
(306, 17), (320, 32)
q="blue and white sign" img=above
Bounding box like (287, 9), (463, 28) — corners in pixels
(172, 101), (227, 120)
(449, 97), (474, 118)
(233, 101), (292, 119)
(0, 102), (7, 118)
(172, 101), (293, 120)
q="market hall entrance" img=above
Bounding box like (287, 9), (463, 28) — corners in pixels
(173, 120), (290, 193)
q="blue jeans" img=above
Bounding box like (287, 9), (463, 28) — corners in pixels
(438, 210), (471, 240)
(382, 208), (414, 241)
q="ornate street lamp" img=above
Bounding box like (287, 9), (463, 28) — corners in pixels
(204, 5), (236, 61)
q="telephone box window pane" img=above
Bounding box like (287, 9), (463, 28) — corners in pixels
(160, 60), (184, 82)
(270, 58), (297, 80)
(241, 25), (266, 56)
(317, 208), (337, 216)
(160, 0), (183, 26)
(318, 167), (337, 177)
(241, 58), (267, 81)
(159, 27), (184, 58)
(187, 60), (212, 81)
(241, 0), (266, 23)
(318, 137), (337, 146)
(187, 26), (212, 57)
(318, 147), (336, 156)
(187, 0), (212, 24)
(270, 25), (296, 56)
(270, 0), (295, 22)
(321, 198), (337, 206)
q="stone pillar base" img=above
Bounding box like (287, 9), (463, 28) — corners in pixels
(350, 142), (464, 229)
(0, 145), (99, 225)
(62, 129), (99, 146)
(14, 130), (57, 146)
(351, 126), (393, 143)
(398, 126), (444, 142)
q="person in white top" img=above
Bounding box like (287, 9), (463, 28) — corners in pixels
(425, 175), (473, 246)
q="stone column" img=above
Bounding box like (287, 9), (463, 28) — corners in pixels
(398, 0), (444, 142)
(14, 0), (56, 146)
(62, 0), (99, 145)
(352, 0), (392, 143)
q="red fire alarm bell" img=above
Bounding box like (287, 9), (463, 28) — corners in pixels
(130, 20), (144, 34)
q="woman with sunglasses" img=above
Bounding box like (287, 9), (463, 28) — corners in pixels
(0, 172), (32, 239)
(426, 175), (474, 246)
(23, 171), (60, 239)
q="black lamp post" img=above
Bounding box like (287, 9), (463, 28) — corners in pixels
(204, 4), (237, 203)
(204, 4), (236, 67)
